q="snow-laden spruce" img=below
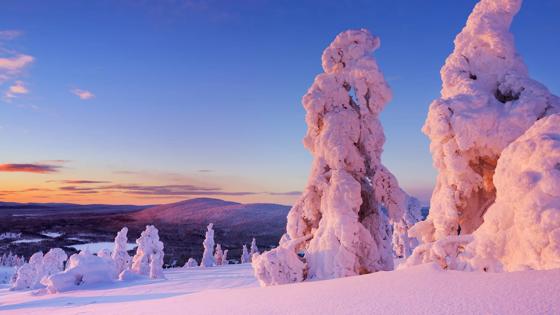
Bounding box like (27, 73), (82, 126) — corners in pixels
(112, 227), (131, 275)
(200, 223), (216, 267)
(250, 238), (259, 260)
(460, 114), (560, 272)
(214, 244), (224, 266)
(254, 29), (412, 285)
(240, 244), (250, 264)
(0, 252), (24, 267)
(223, 249), (229, 265)
(11, 251), (44, 290)
(410, 0), (560, 248)
(128, 225), (165, 279)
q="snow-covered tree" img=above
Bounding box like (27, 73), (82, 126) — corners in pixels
(43, 250), (117, 293)
(11, 251), (44, 290)
(42, 248), (67, 278)
(409, 0), (560, 249)
(0, 252), (25, 267)
(254, 29), (409, 285)
(252, 236), (308, 286)
(184, 257), (198, 268)
(214, 243), (224, 266)
(460, 114), (560, 272)
(240, 244), (250, 264)
(223, 249), (229, 265)
(112, 227), (131, 275)
(129, 225), (165, 279)
(200, 223), (216, 267)
(392, 197), (423, 258)
(250, 238), (259, 261)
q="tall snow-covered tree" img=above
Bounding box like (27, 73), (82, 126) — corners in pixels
(223, 249), (229, 265)
(214, 243), (224, 266)
(240, 244), (250, 264)
(112, 227), (131, 276)
(253, 29), (409, 285)
(392, 197), (423, 258)
(409, 0), (560, 248)
(250, 238), (259, 260)
(130, 225), (165, 278)
(200, 223), (216, 267)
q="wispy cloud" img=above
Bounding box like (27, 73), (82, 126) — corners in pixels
(4, 80), (29, 100)
(0, 163), (61, 174)
(198, 169), (214, 173)
(49, 179), (111, 184)
(0, 30), (23, 41)
(71, 88), (95, 100)
(266, 191), (302, 196)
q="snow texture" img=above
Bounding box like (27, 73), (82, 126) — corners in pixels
(461, 114), (560, 272)
(255, 28), (409, 285)
(112, 227), (131, 275)
(129, 225), (165, 279)
(200, 223), (216, 267)
(412, 0), (560, 248)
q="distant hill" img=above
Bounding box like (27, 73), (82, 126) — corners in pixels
(0, 201), (147, 217)
(132, 198), (291, 232)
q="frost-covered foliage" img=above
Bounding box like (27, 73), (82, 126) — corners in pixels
(184, 257), (198, 268)
(240, 244), (250, 264)
(412, 0), (560, 248)
(392, 197), (423, 258)
(255, 29), (408, 285)
(11, 251), (44, 290)
(252, 236), (308, 286)
(112, 227), (131, 275)
(200, 223), (216, 267)
(130, 225), (165, 279)
(0, 252), (25, 267)
(44, 251), (116, 293)
(42, 248), (68, 278)
(250, 238), (259, 261)
(214, 244), (224, 266)
(460, 114), (560, 272)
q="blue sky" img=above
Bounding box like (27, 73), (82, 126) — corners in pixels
(0, 0), (559, 205)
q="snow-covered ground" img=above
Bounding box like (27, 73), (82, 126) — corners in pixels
(67, 242), (137, 253)
(11, 239), (44, 244)
(40, 232), (63, 238)
(1, 263), (558, 315)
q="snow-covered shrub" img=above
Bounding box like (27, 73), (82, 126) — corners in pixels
(112, 227), (131, 275)
(255, 29), (409, 285)
(200, 223), (216, 267)
(129, 225), (165, 279)
(11, 251), (44, 290)
(184, 257), (198, 268)
(410, 0), (560, 249)
(42, 248), (67, 278)
(240, 244), (250, 264)
(44, 251), (116, 293)
(252, 236), (308, 286)
(97, 248), (112, 259)
(392, 197), (423, 258)
(460, 114), (560, 272)
(214, 244), (224, 266)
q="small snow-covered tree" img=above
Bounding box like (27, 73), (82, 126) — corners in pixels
(214, 243), (224, 266)
(409, 0), (560, 250)
(200, 223), (216, 267)
(112, 227), (131, 275)
(223, 249), (229, 265)
(250, 238), (259, 261)
(254, 29), (409, 285)
(240, 244), (250, 264)
(42, 248), (67, 278)
(392, 197), (423, 258)
(11, 251), (44, 290)
(252, 236), (308, 286)
(184, 257), (198, 268)
(129, 225), (165, 279)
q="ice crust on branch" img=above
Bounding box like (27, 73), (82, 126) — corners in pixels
(411, 0), (560, 246)
(254, 29), (410, 285)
